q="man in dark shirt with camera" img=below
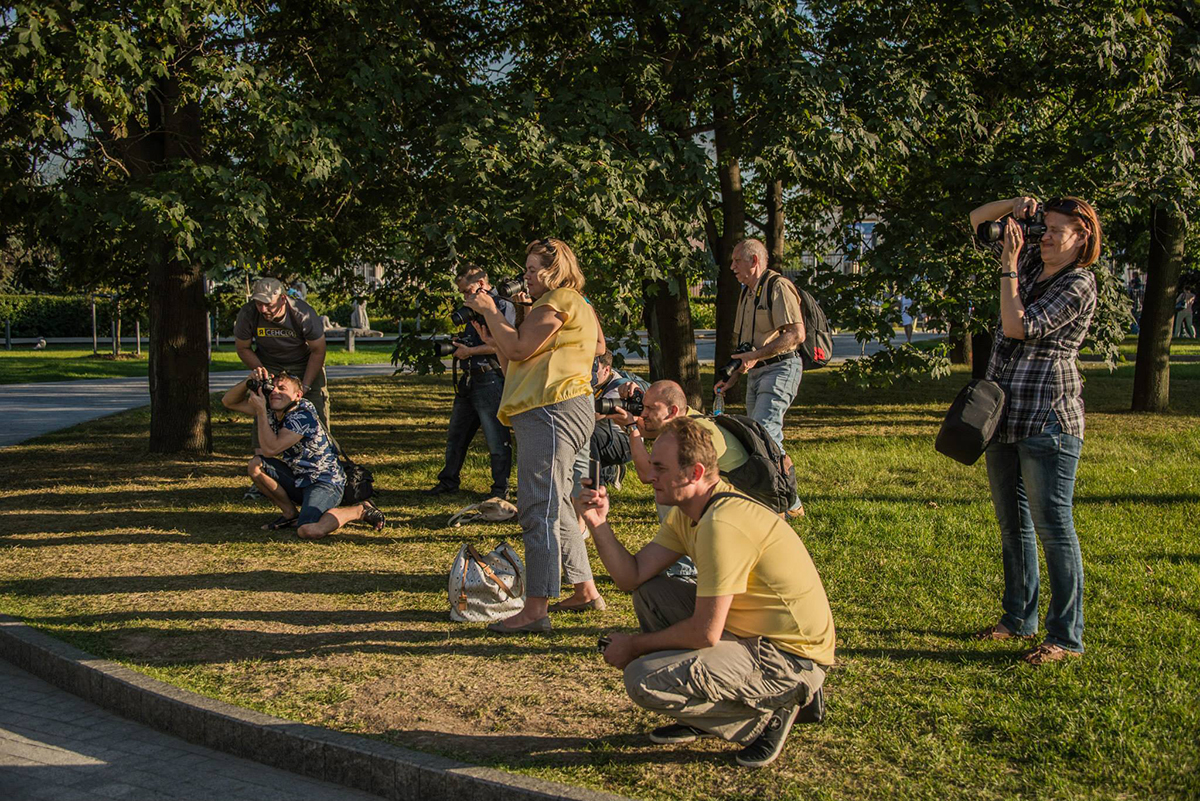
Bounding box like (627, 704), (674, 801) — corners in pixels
(426, 265), (516, 499)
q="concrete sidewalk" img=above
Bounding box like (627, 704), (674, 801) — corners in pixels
(0, 363), (397, 448)
(0, 660), (381, 801)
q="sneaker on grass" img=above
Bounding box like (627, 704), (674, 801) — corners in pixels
(649, 723), (715, 745)
(243, 484), (263, 501)
(736, 704), (800, 768)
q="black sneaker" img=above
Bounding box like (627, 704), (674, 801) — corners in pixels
(649, 723), (715, 745)
(796, 687), (825, 724)
(735, 704), (800, 768)
(424, 483), (457, 496)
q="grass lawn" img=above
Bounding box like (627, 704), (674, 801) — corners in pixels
(0, 342), (396, 384)
(0, 361), (1197, 800)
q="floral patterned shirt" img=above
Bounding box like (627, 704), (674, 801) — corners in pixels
(268, 399), (345, 488)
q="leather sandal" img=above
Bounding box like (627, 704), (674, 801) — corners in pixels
(972, 623), (1035, 641)
(548, 596), (607, 613)
(1022, 643), (1082, 666)
(262, 515), (298, 531)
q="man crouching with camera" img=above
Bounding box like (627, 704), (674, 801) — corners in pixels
(574, 417), (834, 768)
(222, 369), (385, 538)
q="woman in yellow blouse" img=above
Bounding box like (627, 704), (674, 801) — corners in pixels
(465, 238), (605, 633)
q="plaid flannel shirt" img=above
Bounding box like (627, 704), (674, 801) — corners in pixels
(984, 242), (1098, 443)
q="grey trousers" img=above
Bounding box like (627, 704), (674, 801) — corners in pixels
(623, 576), (825, 744)
(509, 394), (595, 597)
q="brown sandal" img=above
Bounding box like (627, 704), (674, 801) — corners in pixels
(972, 623), (1034, 641)
(1022, 643), (1082, 665)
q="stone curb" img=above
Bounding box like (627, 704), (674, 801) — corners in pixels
(0, 614), (631, 801)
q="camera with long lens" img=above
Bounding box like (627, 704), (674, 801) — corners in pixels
(432, 339), (459, 358)
(449, 305), (480, 327)
(247, 376), (276, 395)
(715, 343), (755, 386)
(977, 206), (1047, 244)
(596, 388), (644, 417)
(494, 277), (526, 299)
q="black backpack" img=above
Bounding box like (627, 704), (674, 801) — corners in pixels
(759, 272), (834, 370)
(708, 414), (799, 513)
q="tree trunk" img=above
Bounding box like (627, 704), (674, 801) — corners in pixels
(949, 322), (972, 365)
(764, 179), (785, 271)
(710, 78), (745, 402)
(642, 275), (702, 407)
(1133, 204), (1186, 412)
(970, 330), (993, 379)
(143, 73), (212, 452)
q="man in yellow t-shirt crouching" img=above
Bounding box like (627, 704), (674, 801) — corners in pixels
(573, 416), (835, 768)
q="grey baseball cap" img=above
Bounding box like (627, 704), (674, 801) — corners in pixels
(250, 277), (284, 304)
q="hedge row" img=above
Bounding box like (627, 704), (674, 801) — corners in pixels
(0, 295), (140, 338)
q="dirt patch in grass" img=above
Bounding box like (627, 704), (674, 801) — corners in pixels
(2, 369), (1199, 800)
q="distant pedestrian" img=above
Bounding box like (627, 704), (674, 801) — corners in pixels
(899, 295), (915, 343)
(1173, 289), (1194, 339)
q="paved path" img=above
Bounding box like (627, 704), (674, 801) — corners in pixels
(616, 330), (942, 367)
(0, 660), (380, 801)
(0, 363), (397, 448)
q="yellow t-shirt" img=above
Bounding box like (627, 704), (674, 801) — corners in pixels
(653, 480), (836, 665)
(497, 287), (598, 426)
(685, 408), (749, 474)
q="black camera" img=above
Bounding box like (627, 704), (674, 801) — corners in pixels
(450, 305), (480, 327)
(977, 207), (1047, 244)
(596, 388), (644, 417)
(494, 277), (526, 299)
(432, 339), (459, 358)
(246, 376), (275, 395)
(715, 343), (754, 386)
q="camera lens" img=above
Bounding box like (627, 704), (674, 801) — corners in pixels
(450, 305), (472, 327)
(433, 341), (457, 358)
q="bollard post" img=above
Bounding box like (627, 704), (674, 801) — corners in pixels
(135, 320), (141, 356)
(91, 297), (98, 355)
(347, 328), (355, 353)
(5, 319), (10, 351)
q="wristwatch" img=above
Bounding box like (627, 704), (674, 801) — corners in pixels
(301, 383), (311, 393)
(627, 422), (640, 436)
(1000, 271), (1018, 279)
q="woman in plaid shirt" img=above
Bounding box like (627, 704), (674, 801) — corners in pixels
(968, 195), (1102, 666)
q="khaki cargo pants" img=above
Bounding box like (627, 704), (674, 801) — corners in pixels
(249, 362), (335, 453)
(623, 575), (825, 744)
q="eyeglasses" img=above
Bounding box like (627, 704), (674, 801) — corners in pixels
(536, 238), (558, 257)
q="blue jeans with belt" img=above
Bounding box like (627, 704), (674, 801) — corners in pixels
(744, 355), (803, 449)
(436, 370), (512, 498)
(985, 415), (1085, 652)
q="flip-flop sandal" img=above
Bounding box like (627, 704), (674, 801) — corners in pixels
(263, 515), (298, 531)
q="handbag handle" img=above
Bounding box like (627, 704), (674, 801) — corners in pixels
(465, 544), (519, 600)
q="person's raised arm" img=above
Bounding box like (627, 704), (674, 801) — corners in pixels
(253, 401), (304, 458)
(222, 376), (257, 415)
(574, 486), (680, 591)
(970, 196), (1038, 233)
(468, 295), (564, 362)
(235, 338), (264, 371)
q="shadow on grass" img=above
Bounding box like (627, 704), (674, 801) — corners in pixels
(0, 570), (449, 596)
(393, 729), (731, 767)
(837, 647), (1018, 664)
(55, 623), (604, 664)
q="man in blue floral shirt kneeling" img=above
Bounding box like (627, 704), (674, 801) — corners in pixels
(222, 370), (384, 539)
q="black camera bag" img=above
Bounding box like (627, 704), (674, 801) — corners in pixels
(339, 456), (375, 505)
(708, 414), (799, 513)
(935, 379), (1007, 465)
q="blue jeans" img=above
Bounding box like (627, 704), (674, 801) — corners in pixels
(259, 458), (344, 526)
(745, 356), (802, 449)
(985, 415), (1085, 652)
(437, 371), (512, 498)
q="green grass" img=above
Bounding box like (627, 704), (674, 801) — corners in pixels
(0, 342), (396, 384)
(0, 362), (1197, 800)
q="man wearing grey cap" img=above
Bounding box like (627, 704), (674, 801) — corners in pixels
(234, 277), (333, 459)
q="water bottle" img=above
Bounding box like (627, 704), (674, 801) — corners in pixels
(712, 389), (725, 416)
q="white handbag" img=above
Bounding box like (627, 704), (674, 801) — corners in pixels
(447, 542), (526, 622)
